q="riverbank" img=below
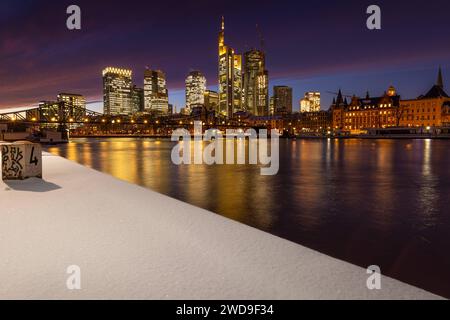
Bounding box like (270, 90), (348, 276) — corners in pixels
(0, 153), (442, 299)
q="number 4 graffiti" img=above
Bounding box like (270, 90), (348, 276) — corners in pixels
(29, 146), (39, 166)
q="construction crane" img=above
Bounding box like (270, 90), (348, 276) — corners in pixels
(256, 24), (265, 50)
(326, 91), (354, 98)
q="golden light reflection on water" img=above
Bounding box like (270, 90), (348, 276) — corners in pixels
(422, 139), (432, 177)
(417, 139), (439, 228)
(45, 138), (450, 234)
(47, 139), (276, 229)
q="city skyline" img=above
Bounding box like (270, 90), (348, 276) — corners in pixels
(2, 1), (450, 302)
(2, 0), (450, 113)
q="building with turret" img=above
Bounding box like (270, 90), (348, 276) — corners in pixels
(331, 87), (401, 133)
(331, 68), (450, 133)
(330, 89), (349, 131)
(399, 68), (450, 127)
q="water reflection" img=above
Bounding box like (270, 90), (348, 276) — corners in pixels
(46, 138), (450, 298)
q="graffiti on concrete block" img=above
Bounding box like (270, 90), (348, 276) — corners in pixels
(2, 145), (24, 179)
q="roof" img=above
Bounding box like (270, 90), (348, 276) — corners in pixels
(419, 85), (449, 99)
(348, 94), (401, 108)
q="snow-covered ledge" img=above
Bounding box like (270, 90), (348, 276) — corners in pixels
(0, 153), (442, 299)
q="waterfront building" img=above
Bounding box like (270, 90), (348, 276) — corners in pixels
(331, 87), (401, 133)
(300, 92), (321, 113)
(242, 114), (284, 132)
(39, 93), (86, 126)
(399, 68), (450, 127)
(286, 111), (332, 134)
(273, 86), (293, 115)
(330, 90), (348, 131)
(204, 90), (219, 111)
(57, 93), (86, 116)
(218, 16), (242, 118)
(56, 93), (86, 117)
(243, 49), (269, 116)
(185, 71), (207, 111)
(102, 67), (133, 115)
(331, 69), (450, 133)
(144, 68), (169, 115)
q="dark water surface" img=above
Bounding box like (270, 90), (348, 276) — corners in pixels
(46, 138), (450, 298)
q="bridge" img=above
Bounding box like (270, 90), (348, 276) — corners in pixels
(0, 103), (256, 138)
(0, 104), (102, 124)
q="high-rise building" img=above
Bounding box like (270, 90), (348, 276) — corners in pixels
(204, 90), (219, 111)
(131, 86), (144, 114)
(185, 71), (207, 110)
(144, 68), (169, 114)
(57, 93), (86, 116)
(300, 92), (321, 113)
(269, 96), (275, 115)
(273, 86), (293, 115)
(102, 67), (133, 115)
(218, 16), (242, 118)
(243, 49), (269, 116)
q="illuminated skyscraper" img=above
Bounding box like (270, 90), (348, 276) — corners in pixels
(300, 92), (321, 113)
(273, 86), (293, 115)
(243, 49), (269, 115)
(144, 68), (169, 115)
(218, 16), (242, 118)
(185, 71), (207, 110)
(102, 67), (133, 115)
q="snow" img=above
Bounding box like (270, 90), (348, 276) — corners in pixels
(0, 153), (442, 299)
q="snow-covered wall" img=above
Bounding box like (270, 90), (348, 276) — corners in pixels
(0, 153), (441, 299)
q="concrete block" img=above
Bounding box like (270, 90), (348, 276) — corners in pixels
(1, 142), (42, 180)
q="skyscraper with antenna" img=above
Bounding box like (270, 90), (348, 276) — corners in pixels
(218, 16), (242, 118)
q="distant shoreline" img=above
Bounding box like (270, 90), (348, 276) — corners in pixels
(68, 134), (450, 140)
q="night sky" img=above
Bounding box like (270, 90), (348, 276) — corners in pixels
(2, 0), (450, 113)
